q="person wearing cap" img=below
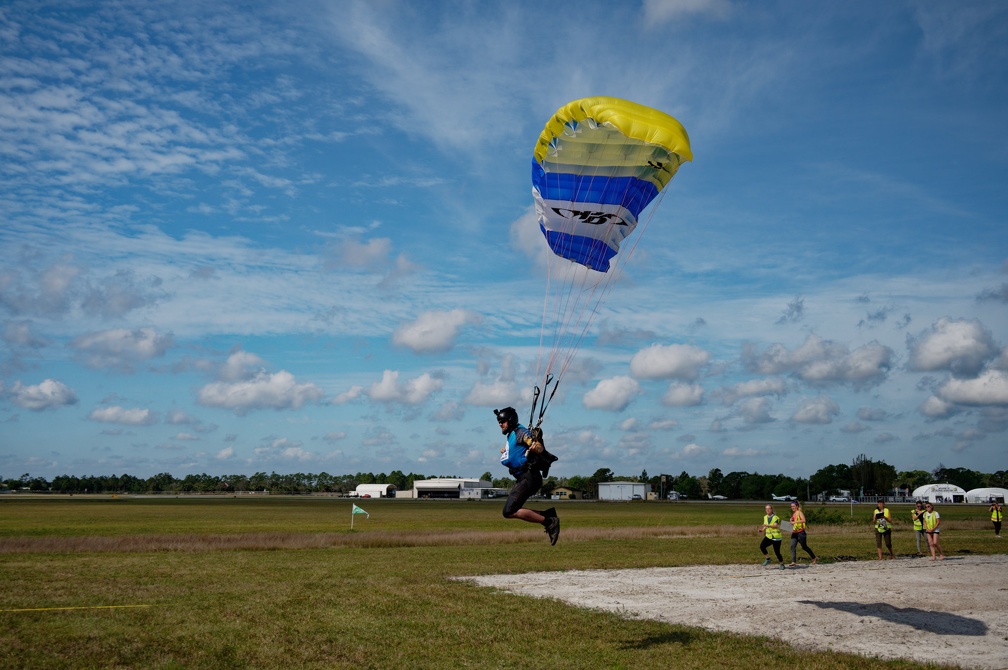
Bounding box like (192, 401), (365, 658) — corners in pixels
(911, 501), (926, 556)
(493, 407), (560, 545)
(873, 500), (895, 560)
(990, 500), (1002, 539)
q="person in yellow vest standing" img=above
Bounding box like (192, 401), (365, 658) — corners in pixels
(923, 501), (945, 560)
(991, 501), (1003, 539)
(787, 501), (816, 567)
(759, 504), (785, 569)
(910, 501), (926, 556)
(873, 500), (895, 560)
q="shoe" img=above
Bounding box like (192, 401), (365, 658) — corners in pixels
(762, 558), (771, 566)
(541, 507), (557, 519)
(545, 516), (560, 546)
(787, 563), (796, 568)
(780, 563), (785, 570)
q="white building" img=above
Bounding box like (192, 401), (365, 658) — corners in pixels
(410, 478), (492, 499)
(911, 483), (967, 503)
(354, 483), (397, 498)
(965, 487), (1008, 504)
(598, 481), (650, 501)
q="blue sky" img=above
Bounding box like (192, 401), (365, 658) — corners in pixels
(2, 0), (1006, 482)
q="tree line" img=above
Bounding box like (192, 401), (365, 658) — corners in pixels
(4, 455), (1005, 499)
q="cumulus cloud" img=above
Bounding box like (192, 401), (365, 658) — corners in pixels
(630, 343), (710, 380)
(790, 396), (840, 424)
(937, 369), (1008, 406)
(919, 395), (957, 419)
(216, 446), (234, 460)
(907, 317), (997, 377)
(71, 327), (173, 370)
(88, 405), (157, 425)
(198, 370), (324, 414)
(80, 269), (162, 318)
(715, 377), (787, 405)
(857, 407), (888, 421)
(743, 335), (892, 388)
(0, 260), (81, 317)
(368, 370), (443, 405)
(737, 397), (775, 424)
(662, 382), (704, 407)
(583, 376), (642, 411)
(8, 379), (78, 411)
(392, 309), (479, 353)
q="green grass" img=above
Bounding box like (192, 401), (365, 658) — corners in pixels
(1, 496), (1002, 669)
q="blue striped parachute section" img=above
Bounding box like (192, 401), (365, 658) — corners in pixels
(532, 97), (692, 272)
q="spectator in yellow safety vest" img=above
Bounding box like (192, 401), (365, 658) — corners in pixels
(873, 500), (895, 560)
(991, 501), (1003, 539)
(923, 502), (944, 561)
(787, 501), (816, 567)
(910, 501), (926, 556)
(758, 504), (785, 569)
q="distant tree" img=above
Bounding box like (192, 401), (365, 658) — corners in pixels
(932, 466), (983, 491)
(810, 463), (853, 497)
(707, 468), (724, 496)
(896, 470), (932, 493)
(677, 471), (700, 498)
(720, 471), (749, 499)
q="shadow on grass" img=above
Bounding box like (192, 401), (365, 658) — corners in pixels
(619, 629), (694, 650)
(798, 600), (987, 636)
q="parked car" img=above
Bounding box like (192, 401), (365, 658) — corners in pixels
(829, 495), (849, 502)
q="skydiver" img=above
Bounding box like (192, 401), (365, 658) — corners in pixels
(493, 407), (560, 545)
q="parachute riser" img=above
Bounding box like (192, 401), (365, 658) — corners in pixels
(528, 375), (560, 430)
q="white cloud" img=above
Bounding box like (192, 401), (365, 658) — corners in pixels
(937, 369), (1008, 407)
(908, 317), (997, 377)
(216, 446), (234, 459)
(744, 335), (892, 388)
(198, 370), (324, 414)
(88, 405), (156, 425)
(368, 370), (443, 405)
(8, 379), (78, 411)
(392, 309), (479, 353)
(920, 395), (957, 418)
(643, 0), (733, 23)
(716, 377), (786, 405)
(737, 397), (775, 424)
(583, 376), (642, 412)
(630, 343), (710, 380)
(71, 327), (173, 369)
(662, 382), (704, 407)
(790, 396), (840, 424)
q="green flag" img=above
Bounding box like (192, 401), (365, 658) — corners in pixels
(352, 504), (369, 518)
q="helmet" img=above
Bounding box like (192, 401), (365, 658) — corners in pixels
(493, 407), (519, 426)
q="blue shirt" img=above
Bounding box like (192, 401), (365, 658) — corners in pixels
(500, 425), (532, 472)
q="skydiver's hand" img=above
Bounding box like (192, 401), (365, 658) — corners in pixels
(526, 441), (544, 456)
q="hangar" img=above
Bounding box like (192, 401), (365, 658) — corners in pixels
(410, 478), (492, 499)
(966, 487), (1008, 504)
(912, 483), (967, 503)
(598, 481), (650, 501)
(354, 483), (397, 498)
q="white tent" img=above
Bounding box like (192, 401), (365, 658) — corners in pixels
(965, 487), (1008, 504)
(354, 483), (397, 498)
(912, 483), (967, 503)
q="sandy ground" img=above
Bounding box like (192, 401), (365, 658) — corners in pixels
(464, 554), (1008, 669)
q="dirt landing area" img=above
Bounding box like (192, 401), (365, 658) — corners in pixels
(465, 554), (1008, 669)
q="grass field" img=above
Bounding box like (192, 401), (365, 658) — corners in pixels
(2, 496), (1003, 669)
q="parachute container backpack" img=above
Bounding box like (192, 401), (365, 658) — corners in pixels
(529, 97), (692, 426)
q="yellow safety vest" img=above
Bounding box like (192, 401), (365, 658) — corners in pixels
(874, 507), (891, 533)
(923, 510), (939, 531)
(791, 512), (806, 533)
(764, 514), (782, 540)
(993, 506), (1003, 522)
(911, 508), (924, 531)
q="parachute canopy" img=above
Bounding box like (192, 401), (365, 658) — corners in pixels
(527, 98), (691, 426)
(532, 97), (692, 272)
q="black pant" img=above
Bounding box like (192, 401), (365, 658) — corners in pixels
(760, 537), (783, 562)
(502, 467), (543, 518)
(790, 531), (815, 562)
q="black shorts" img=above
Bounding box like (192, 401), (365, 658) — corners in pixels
(502, 467), (543, 517)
